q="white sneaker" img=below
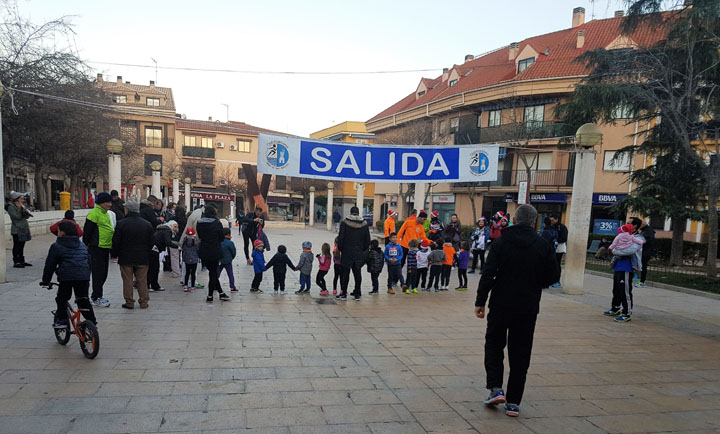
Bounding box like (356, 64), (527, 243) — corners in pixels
(274, 290), (279, 295)
(93, 298), (110, 307)
(280, 290), (286, 295)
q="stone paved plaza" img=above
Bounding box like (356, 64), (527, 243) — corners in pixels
(1, 227), (719, 433)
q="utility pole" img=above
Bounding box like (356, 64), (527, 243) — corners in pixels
(221, 104), (229, 122)
(0, 83), (7, 283)
(151, 57), (158, 84)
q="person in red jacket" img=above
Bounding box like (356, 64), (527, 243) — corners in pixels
(50, 210), (84, 237)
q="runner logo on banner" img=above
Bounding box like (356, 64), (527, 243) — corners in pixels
(257, 133), (499, 183)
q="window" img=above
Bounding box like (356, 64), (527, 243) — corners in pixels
(449, 117), (459, 133)
(184, 135), (196, 147)
(237, 167), (245, 180)
(612, 105), (634, 120)
(201, 137), (214, 148)
(145, 126), (162, 147)
(144, 154), (162, 176)
(449, 79), (458, 87)
(275, 175), (286, 190)
(417, 90), (426, 97)
(488, 110), (502, 127)
(237, 139), (251, 153)
(114, 95), (127, 103)
(517, 57), (535, 73)
(146, 97), (160, 107)
(183, 165), (197, 183)
(603, 150), (632, 171)
(477, 114), (482, 128)
(524, 105), (545, 129)
(201, 166), (214, 185)
(439, 120), (448, 134)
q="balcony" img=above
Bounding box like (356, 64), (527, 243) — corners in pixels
(182, 146), (215, 159)
(454, 169), (574, 189)
(454, 122), (575, 144)
(122, 137), (175, 149)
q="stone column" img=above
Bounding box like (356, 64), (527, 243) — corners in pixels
(414, 182), (426, 212)
(309, 186), (316, 226)
(184, 178), (192, 209)
(327, 182), (334, 231)
(152, 172), (161, 199)
(356, 183), (365, 213)
(172, 176), (180, 204)
(107, 154), (121, 194)
(562, 149), (597, 294)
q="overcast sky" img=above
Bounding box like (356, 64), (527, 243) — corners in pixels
(19, 0), (625, 136)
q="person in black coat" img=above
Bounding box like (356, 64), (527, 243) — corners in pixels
(41, 221), (97, 327)
(140, 199), (162, 229)
(196, 206), (229, 302)
(110, 190), (125, 222)
(637, 221), (656, 287)
(111, 201), (154, 309)
(241, 206), (265, 263)
(550, 214), (568, 286)
(475, 204), (558, 417)
(337, 206), (370, 300)
(265, 244), (296, 293)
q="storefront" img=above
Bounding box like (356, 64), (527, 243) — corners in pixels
(179, 191), (235, 219)
(590, 193), (627, 235)
(482, 195), (510, 220)
(504, 192), (567, 228)
(430, 194), (455, 222)
(267, 194), (303, 221)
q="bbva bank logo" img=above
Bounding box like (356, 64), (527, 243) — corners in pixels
(469, 150), (490, 176)
(266, 141), (289, 169)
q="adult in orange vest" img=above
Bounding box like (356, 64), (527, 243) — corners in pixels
(383, 210), (397, 245)
(397, 210), (431, 267)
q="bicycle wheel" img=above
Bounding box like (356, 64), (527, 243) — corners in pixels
(77, 321), (100, 359)
(54, 324), (71, 345)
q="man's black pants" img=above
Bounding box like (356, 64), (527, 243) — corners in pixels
(273, 271), (285, 291)
(340, 262), (363, 297)
(401, 246), (409, 267)
(640, 254), (651, 283)
(147, 250), (161, 290)
(56, 280), (97, 324)
(484, 309), (537, 406)
(612, 270), (633, 315)
(242, 233), (254, 260)
(89, 246), (110, 300)
(555, 252), (564, 282)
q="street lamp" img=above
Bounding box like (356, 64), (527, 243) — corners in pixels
(106, 139), (123, 194)
(184, 177), (192, 208)
(171, 171), (180, 204)
(327, 182), (334, 231)
(309, 186), (316, 226)
(562, 123), (603, 295)
(150, 161), (162, 199)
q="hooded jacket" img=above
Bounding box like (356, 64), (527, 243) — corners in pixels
(42, 236), (91, 282)
(154, 224), (178, 251)
(337, 214), (371, 267)
(366, 247), (384, 274)
(83, 205), (114, 249)
(296, 250), (314, 275)
(196, 216), (224, 262)
(6, 202), (30, 235)
(476, 224), (558, 314)
(182, 236), (200, 264)
(111, 212), (154, 266)
(266, 252), (295, 274)
(220, 237), (237, 264)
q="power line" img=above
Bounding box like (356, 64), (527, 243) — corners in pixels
(86, 61), (442, 75)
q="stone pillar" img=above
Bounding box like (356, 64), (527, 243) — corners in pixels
(107, 154), (121, 194)
(152, 171), (161, 199)
(309, 186), (316, 226)
(414, 182), (426, 212)
(145, 186), (151, 199)
(172, 177), (180, 204)
(327, 182), (334, 231)
(561, 149), (597, 294)
(184, 178), (192, 209)
(356, 183), (365, 213)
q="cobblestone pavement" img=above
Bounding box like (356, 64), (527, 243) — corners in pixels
(1, 227), (719, 433)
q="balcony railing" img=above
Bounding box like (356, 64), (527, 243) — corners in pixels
(454, 169), (574, 188)
(454, 122), (575, 144)
(122, 137), (175, 149)
(182, 146), (215, 159)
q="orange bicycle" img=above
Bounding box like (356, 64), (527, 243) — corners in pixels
(42, 282), (100, 359)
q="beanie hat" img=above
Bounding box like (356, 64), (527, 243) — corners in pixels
(350, 206), (360, 215)
(302, 241), (312, 250)
(431, 210), (439, 218)
(388, 210), (397, 218)
(185, 227), (196, 235)
(96, 192), (112, 204)
(110, 190), (119, 197)
(621, 224), (634, 234)
(418, 211), (428, 219)
(124, 201), (140, 213)
(253, 239), (264, 248)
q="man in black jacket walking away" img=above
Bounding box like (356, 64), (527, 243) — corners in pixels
(111, 201), (154, 309)
(337, 206), (370, 301)
(475, 204), (558, 418)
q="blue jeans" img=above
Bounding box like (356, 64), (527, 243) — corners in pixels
(299, 273), (311, 291)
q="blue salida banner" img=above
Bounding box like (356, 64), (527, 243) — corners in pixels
(257, 133), (499, 183)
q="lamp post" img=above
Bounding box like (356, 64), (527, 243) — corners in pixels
(171, 171), (180, 204)
(106, 138), (122, 194)
(562, 123), (603, 295)
(150, 161), (162, 199)
(309, 186), (316, 226)
(356, 182), (365, 213)
(184, 177), (192, 208)
(327, 182), (334, 231)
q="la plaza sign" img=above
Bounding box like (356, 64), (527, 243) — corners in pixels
(179, 191), (235, 201)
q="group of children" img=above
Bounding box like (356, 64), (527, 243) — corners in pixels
(380, 233), (471, 293)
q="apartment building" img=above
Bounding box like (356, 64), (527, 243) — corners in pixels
(365, 7), (703, 239)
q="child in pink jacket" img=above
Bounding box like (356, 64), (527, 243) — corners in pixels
(609, 224), (645, 271)
(316, 243), (332, 296)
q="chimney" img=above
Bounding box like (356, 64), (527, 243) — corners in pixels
(116, 75), (122, 84)
(208, 116), (212, 121)
(96, 73), (103, 82)
(442, 67), (449, 81)
(464, 54), (474, 63)
(149, 80), (155, 87)
(572, 7), (585, 27)
(576, 30), (585, 48)
(614, 10), (625, 17)
(508, 42), (520, 61)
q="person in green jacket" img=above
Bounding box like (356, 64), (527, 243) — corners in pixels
(6, 192), (32, 268)
(82, 192), (114, 307)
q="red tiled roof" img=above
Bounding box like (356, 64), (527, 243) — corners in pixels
(176, 119), (291, 136)
(368, 13), (673, 123)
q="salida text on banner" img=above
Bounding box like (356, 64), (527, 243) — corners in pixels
(257, 133), (499, 183)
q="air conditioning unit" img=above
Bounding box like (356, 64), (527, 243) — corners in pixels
(216, 142), (225, 148)
(219, 179), (228, 185)
(229, 144), (237, 151)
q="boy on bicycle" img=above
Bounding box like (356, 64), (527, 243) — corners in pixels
(41, 221), (97, 328)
